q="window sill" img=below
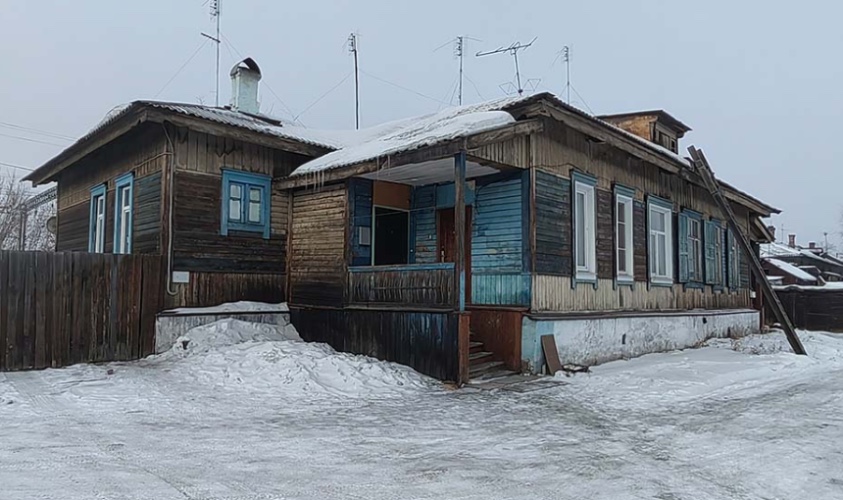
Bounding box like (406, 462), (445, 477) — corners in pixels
(616, 276), (635, 288)
(222, 222), (270, 239)
(649, 277), (674, 288)
(683, 282), (705, 290)
(574, 270), (598, 289)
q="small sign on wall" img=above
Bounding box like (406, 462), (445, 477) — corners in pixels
(172, 271), (190, 284)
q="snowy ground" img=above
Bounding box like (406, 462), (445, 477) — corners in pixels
(2, 319), (843, 500)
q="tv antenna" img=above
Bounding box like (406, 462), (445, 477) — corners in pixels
(476, 37), (537, 95)
(201, 0), (222, 107)
(562, 46), (571, 104)
(348, 32), (360, 129)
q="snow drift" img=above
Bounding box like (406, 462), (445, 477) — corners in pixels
(150, 318), (436, 398)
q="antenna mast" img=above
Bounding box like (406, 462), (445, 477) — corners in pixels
(456, 36), (464, 105)
(476, 37), (536, 95)
(348, 33), (360, 129)
(563, 45), (571, 104)
(202, 0), (222, 107)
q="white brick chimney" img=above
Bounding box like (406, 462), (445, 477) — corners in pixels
(229, 58), (261, 114)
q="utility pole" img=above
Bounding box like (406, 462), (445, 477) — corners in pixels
(476, 37), (537, 96)
(348, 33), (360, 129)
(202, 0), (222, 107)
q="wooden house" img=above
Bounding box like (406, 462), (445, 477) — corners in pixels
(281, 93), (778, 382)
(24, 59), (337, 308)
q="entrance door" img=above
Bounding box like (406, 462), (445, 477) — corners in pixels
(438, 207), (472, 303)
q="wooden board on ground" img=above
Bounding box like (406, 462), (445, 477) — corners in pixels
(541, 334), (563, 375)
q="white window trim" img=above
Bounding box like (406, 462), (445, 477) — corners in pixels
(689, 217), (703, 282)
(93, 194), (105, 253)
(648, 203), (674, 284)
(574, 181), (597, 281)
(116, 185), (132, 254)
(615, 193), (634, 283)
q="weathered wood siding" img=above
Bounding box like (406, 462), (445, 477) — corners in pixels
(410, 184), (438, 264)
(533, 277), (751, 311)
(773, 288), (843, 332)
(535, 170), (571, 276)
(472, 135), (530, 168)
(471, 173), (530, 305)
(347, 265), (455, 307)
(55, 124), (166, 253)
(289, 184), (347, 306)
(171, 171), (287, 272)
(166, 272), (285, 309)
(290, 307), (460, 381)
(530, 119), (753, 312)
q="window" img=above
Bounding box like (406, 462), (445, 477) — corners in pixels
(727, 229), (741, 289)
(615, 188), (634, 283)
(372, 206), (409, 265)
(705, 220), (724, 287)
(221, 170), (271, 238)
(573, 174), (597, 282)
(678, 211), (704, 286)
(648, 198), (673, 284)
(113, 173), (134, 254)
(88, 184), (106, 253)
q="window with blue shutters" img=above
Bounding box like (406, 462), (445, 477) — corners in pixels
(678, 210), (703, 287)
(705, 220), (724, 287)
(221, 169), (271, 239)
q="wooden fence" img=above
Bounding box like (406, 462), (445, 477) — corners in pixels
(772, 286), (843, 332)
(0, 251), (165, 371)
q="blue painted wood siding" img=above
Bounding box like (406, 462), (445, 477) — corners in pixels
(410, 185), (438, 264)
(471, 171), (530, 305)
(349, 178), (372, 266)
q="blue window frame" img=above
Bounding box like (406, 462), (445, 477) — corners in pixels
(88, 184), (107, 253)
(221, 169), (271, 238)
(113, 173), (134, 254)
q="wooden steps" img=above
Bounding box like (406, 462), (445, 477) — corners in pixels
(468, 332), (516, 381)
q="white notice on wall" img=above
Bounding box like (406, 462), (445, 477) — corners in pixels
(172, 271), (190, 284)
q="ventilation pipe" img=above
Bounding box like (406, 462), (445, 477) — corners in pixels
(230, 58), (261, 114)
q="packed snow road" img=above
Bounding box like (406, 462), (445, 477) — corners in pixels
(1, 319), (842, 500)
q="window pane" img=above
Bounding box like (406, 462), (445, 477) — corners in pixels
(121, 186), (130, 207)
(618, 248), (627, 273)
(248, 200), (261, 223)
(652, 210), (665, 232)
(649, 234), (656, 274)
(658, 234), (667, 276)
(617, 202), (626, 223)
(230, 183), (241, 200)
(229, 199), (241, 221)
(576, 192), (586, 267)
(249, 187), (261, 202)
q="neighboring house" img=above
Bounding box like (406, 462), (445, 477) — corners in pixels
(24, 59), (337, 308)
(761, 239), (843, 283)
(763, 258), (818, 286)
(281, 92), (777, 382)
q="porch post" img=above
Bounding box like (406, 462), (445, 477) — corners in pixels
(454, 151), (467, 312)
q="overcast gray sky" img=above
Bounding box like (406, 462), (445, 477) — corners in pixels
(1, 0), (840, 246)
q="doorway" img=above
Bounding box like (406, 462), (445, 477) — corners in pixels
(438, 206), (472, 303)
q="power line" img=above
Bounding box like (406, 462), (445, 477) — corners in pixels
(571, 85), (595, 115)
(154, 39), (209, 99)
(0, 161), (35, 172)
(293, 72), (353, 122)
(0, 132), (65, 148)
(220, 33), (301, 123)
(360, 70), (451, 106)
(0, 121), (74, 141)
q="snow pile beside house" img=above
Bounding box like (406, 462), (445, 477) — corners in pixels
(152, 318), (436, 398)
(562, 330), (843, 408)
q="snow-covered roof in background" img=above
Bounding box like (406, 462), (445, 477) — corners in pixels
(290, 95), (534, 177)
(761, 242), (842, 267)
(766, 258), (818, 282)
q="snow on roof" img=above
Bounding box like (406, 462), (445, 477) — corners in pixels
(761, 242), (842, 267)
(289, 96), (534, 177)
(766, 258), (818, 282)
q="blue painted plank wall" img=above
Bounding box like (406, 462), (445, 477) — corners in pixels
(411, 185), (438, 264)
(349, 178), (372, 266)
(471, 172), (530, 305)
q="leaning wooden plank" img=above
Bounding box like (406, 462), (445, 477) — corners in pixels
(688, 146), (806, 355)
(541, 334), (563, 376)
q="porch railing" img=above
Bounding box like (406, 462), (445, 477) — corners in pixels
(347, 263), (455, 308)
